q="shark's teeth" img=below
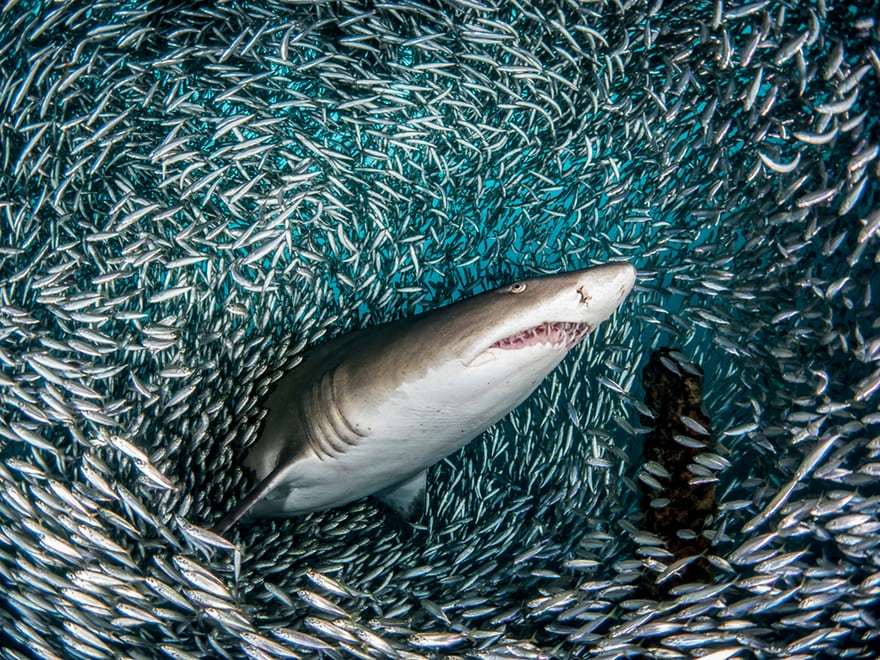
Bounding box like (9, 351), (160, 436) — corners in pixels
(490, 322), (592, 351)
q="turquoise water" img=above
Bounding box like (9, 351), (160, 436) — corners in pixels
(1, 0), (879, 657)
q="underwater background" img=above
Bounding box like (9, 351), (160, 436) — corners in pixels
(1, 0), (879, 657)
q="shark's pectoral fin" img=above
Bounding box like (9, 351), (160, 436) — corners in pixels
(374, 469), (427, 521)
(213, 460), (292, 535)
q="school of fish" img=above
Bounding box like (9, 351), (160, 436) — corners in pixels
(0, 0), (878, 658)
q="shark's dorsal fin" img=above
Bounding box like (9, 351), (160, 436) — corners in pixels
(374, 470), (427, 520)
(213, 460), (292, 535)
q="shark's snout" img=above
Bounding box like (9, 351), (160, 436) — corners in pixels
(572, 262), (636, 324)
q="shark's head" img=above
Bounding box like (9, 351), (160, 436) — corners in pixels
(368, 261), (638, 436)
(453, 261), (637, 368)
(381, 262), (637, 423)
(342, 261), (637, 442)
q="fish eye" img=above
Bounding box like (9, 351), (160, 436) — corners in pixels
(509, 282), (527, 293)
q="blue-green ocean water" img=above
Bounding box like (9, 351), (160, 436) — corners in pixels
(1, 0), (879, 657)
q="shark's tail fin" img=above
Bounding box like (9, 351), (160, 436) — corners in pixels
(213, 461), (290, 535)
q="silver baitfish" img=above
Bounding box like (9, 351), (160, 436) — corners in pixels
(0, 0), (878, 658)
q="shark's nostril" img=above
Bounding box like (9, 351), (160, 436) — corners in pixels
(576, 285), (591, 305)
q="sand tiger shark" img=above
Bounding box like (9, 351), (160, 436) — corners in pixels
(214, 262), (636, 534)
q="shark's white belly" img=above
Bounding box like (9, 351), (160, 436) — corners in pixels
(253, 353), (560, 517)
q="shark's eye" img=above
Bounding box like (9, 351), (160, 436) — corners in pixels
(509, 282), (527, 293)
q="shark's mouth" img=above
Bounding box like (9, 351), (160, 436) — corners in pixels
(490, 322), (592, 351)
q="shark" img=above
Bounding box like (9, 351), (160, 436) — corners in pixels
(213, 262), (636, 534)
